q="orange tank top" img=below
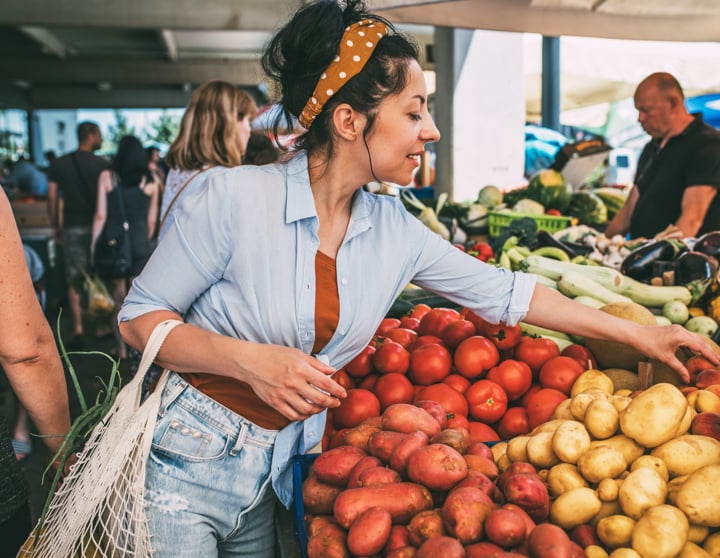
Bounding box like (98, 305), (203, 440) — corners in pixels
(180, 251), (339, 430)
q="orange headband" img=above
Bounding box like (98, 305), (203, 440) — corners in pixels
(298, 18), (390, 129)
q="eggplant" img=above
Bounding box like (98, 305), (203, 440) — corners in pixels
(673, 251), (719, 303)
(534, 230), (592, 259)
(620, 239), (688, 284)
(693, 231), (720, 260)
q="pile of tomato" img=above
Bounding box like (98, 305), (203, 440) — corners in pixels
(324, 304), (599, 449)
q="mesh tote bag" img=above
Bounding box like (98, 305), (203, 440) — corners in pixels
(19, 319), (183, 557)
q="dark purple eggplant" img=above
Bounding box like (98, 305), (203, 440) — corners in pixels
(673, 251), (719, 302)
(694, 231), (720, 260)
(620, 239), (688, 284)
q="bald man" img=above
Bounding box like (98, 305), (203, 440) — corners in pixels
(605, 72), (720, 239)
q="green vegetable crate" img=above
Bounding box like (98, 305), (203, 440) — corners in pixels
(487, 210), (572, 238)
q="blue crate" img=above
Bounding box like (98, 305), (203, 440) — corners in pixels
(293, 453), (319, 558)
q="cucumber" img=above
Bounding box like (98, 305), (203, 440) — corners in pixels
(557, 271), (632, 305)
(520, 255), (626, 291)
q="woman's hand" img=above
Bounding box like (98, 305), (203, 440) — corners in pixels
(238, 343), (347, 422)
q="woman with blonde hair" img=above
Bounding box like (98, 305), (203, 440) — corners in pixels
(159, 80), (257, 238)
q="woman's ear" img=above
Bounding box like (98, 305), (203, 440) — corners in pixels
(332, 104), (363, 141)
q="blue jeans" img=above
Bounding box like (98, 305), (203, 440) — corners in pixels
(144, 372), (279, 557)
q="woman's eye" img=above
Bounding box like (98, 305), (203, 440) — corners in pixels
(410, 114), (422, 121)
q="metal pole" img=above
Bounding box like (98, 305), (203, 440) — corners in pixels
(541, 36), (560, 131)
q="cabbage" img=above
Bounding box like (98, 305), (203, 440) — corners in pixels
(512, 199), (546, 216)
(477, 185), (503, 209)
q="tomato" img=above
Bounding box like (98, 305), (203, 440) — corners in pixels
(460, 308), (488, 335)
(345, 344), (376, 377)
(372, 340), (410, 375)
(376, 317), (402, 337)
(442, 373), (471, 394)
(486, 359), (533, 401)
(525, 388), (567, 430)
(418, 307), (461, 337)
(484, 322), (522, 351)
(497, 406), (531, 439)
(358, 374), (379, 390)
(442, 319), (477, 349)
(415, 382), (469, 417)
(412, 335), (447, 351)
(465, 379), (508, 423)
(514, 336), (561, 375)
(467, 421), (500, 444)
(383, 327), (418, 350)
(538, 356), (585, 395)
(331, 388), (381, 429)
(332, 369), (355, 391)
(454, 336), (500, 379)
(373, 372), (414, 411)
(408, 343), (452, 384)
(520, 384), (541, 408)
(399, 316), (421, 331)
(410, 303), (432, 321)
(446, 413), (470, 430)
(561, 344), (598, 371)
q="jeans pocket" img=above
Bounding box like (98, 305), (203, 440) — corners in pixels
(152, 402), (230, 462)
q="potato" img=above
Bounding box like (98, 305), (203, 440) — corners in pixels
(666, 475), (688, 506)
(704, 532), (720, 556)
(571, 369), (615, 397)
(620, 383), (689, 447)
(342, 422), (381, 452)
(676, 464), (720, 527)
(415, 536), (465, 558)
(629, 455), (669, 482)
(307, 522), (349, 558)
(596, 514), (635, 549)
(441, 486), (494, 544)
(547, 463), (588, 497)
(688, 524), (710, 544)
(382, 403), (442, 437)
(347, 506), (392, 556)
(680, 542), (712, 557)
(591, 500), (624, 527)
(578, 446), (627, 483)
(526, 431), (560, 468)
(303, 474), (344, 515)
(430, 428), (467, 454)
(490, 440), (508, 463)
(312, 445), (368, 486)
(552, 398), (575, 420)
(550, 486), (602, 529)
(610, 394), (632, 413)
(484, 507), (527, 549)
(500, 471), (550, 522)
(631, 504), (689, 558)
(552, 420), (591, 464)
(589, 435), (644, 465)
(585, 545), (610, 558)
(356, 465), (402, 487)
(386, 547), (418, 558)
(407, 444), (468, 491)
(571, 392), (599, 421)
(407, 508), (445, 547)
(346, 455), (383, 489)
(369, 430), (409, 463)
(597, 478), (622, 502)
(333, 482), (433, 528)
(507, 435), (531, 463)
(463, 454), (499, 479)
(531, 418), (566, 435)
(651, 435), (720, 477)
(527, 522), (574, 558)
(389, 430), (429, 477)
(585, 398), (620, 440)
(618, 467), (667, 520)
(608, 549), (641, 558)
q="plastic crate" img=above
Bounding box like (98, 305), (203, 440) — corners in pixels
(293, 453), (319, 558)
(487, 210), (572, 238)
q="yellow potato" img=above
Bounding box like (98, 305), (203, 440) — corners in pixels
(571, 392), (601, 421)
(597, 514), (636, 549)
(490, 440), (508, 463)
(585, 398), (620, 440)
(610, 394), (632, 413)
(688, 524), (710, 545)
(618, 467), (667, 520)
(571, 369), (615, 397)
(506, 436), (530, 463)
(631, 505), (689, 558)
(551, 398), (575, 420)
(589, 435), (644, 466)
(530, 418), (565, 435)
(547, 463), (588, 497)
(549, 486), (602, 529)
(586, 545), (610, 558)
(666, 475), (688, 506)
(620, 383), (689, 448)
(552, 420), (591, 464)
(609, 549), (642, 558)
(676, 464), (720, 527)
(597, 478), (622, 502)
(651, 435), (720, 477)
(526, 431), (559, 469)
(578, 446), (627, 483)
(679, 542), (711, 558)
(704, 532), (720, 556)
(592, 499), (623, 527)
(630, 455), (669, 482)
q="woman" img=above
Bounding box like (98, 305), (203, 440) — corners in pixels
(92, 135), (160, 359)
(158, 81), (257, 239)
(0, 189), (72, 554)
(119, 1), (717, 556)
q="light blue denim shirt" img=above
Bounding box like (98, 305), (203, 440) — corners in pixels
(119, 150), (536, 507)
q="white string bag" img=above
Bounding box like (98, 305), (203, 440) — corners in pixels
(19, 319), (183, 557)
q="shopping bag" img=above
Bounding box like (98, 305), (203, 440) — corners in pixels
(82, 272), (115, 316)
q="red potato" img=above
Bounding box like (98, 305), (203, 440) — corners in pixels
(407, 508), (446, 546)
(342, 422), (382, 452)
(356, 465), (402, 487)
(452, 470), (501, 502)
(569, 524), (601, 549)
(484, 507), (527, 548)
(312, 445), (367, 487)
(382, 403), (442, 438)
(347, 506), (393, 556)
(302, 474), (344, 515)
(463, 454), (499, 480)
(306, 515), (338, 537)
(407, 444), (468, 491)
(307, 522), (349, 558)
(386, 546), (418, 558)
(383, 525), (412, 556)
(346, 455), (383, 489)
(390, 430), (430, 477)
(415, 536), (466, 558)
(442, 486), (495, 544)
(569, 541), (586, 558)
(502, 503), (537, 539)
(414, 399), (449, 429)
(464, 441), (494, 460)
(499, 472), (550, 522)
(430, 428), (469, 454)
(527, 523), (573, 558)
(369, 430), (409, 463)
(333, 482), (434, 529)
(465, 541), (506, 558)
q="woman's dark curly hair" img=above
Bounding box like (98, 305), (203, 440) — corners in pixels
(262, 0), (419, 158)
(113, 135), (151, 186)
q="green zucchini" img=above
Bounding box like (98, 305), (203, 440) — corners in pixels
(520, 255), (626, 291)
(557, 271), (633, 305)
(620, 275), (692, 307)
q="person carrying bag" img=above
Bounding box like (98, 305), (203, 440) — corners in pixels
(92, 172), (132, 279)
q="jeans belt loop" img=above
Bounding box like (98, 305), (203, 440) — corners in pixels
(157, 373), (188, 417)
(229, 422), (249, 456)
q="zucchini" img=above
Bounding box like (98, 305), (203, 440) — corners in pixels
(620, 275), (692, 307)
(662, 300), (689, 324)
(520, 323), (574, 351)
(557, 271), (632, 305)
(520, 255), (626, 291)
(528, 273), (558, 289)
(572, 295), (606, 309)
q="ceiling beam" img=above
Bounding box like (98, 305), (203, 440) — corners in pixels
(159, 30), (178, 61)
(18, 26), (67, 58)
(0, 0), (303, 31)
(28, 86), (196, 109)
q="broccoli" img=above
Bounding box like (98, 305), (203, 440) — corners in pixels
(490, 217), (539, 255)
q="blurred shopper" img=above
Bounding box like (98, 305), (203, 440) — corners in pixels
(48, 122), (110, 348)
(8, 155), (48, 197)
(243, 131), (281, 165)
(0, 188), (72, 555)
(158, 81), (257, 239)
(91, 135), (160, 359)
(146, 145), (167, 191)
(606, 72), (720, 239)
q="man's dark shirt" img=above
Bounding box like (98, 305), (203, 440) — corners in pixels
(630, 114), (720, 238)
(48, 150), (110, 227)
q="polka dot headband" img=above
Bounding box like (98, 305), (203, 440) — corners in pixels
(298, 18), (391, 129)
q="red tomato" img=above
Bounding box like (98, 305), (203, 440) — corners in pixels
(446, 413), (470, 430)
(410, 303), (432, 321)
(520, 384), (541, 408)
(415, 382), (469, 417)
(454, 336), (500, 379)
(417, 307), (461, 337)
(465, 379), (508, 423)
(485, 359), (533, 401)
(467, 421), (500, 444)
(383, 327), (418, 350)
(514, 336), (561, 375)
(332, 369), (355, 391)
(345, 344), (376, 377)
(497, 406), (531, 439)
(442, 373), (471, 394)
(376, 317), (401, 337)
(331, 388), (381, 429)
(373, 372), (414, 411)
(460, 308), (488, 335)
(442, 319), (477, 349)
(538, 356), (585, 395)
(412, 335), (448, 351)
(484, 322), (522, 351)
(561, 344), (598, 371)
(399, 316), (421, 331)
(358, 374), (379, 390)
(372, 340), (410, 375)
(525, 388), (568, 429)
(408, 343), (452, 385)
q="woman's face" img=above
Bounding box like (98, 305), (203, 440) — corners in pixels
(364, 60), (440, 186)
(236, 114), (253, 155)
